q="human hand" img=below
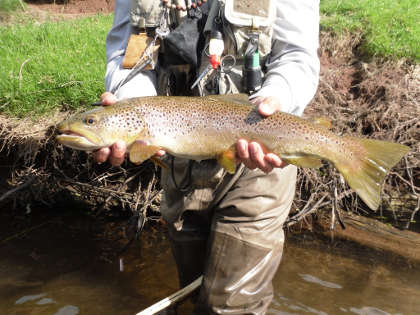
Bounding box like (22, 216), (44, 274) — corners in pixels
(236, 96), (287, 173)
(92, 92), (165, 166)
(92, 92), (126, 166)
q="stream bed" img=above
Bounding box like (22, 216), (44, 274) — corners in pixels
(1, 208), (419, 315)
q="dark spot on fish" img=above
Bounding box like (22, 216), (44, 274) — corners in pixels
(244, 109), (263, 125)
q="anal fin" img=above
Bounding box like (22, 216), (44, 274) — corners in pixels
(282, 154), (323, 168)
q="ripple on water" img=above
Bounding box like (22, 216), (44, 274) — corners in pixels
(349, 306), (403, 315)
(299, 273), (343, 289)
(54, 305), (80, 315)
(269, 295), (327, 315)
(15, 293), (47, 305)
(36, 297), (56, 305)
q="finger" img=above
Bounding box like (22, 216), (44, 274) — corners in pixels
(243, 158), (258, 170)
(265, 153), (287, 169)
(236, 139), (249, 160)
(109, 141), (127, 166)
(155, 150), (166, 157)
(237, 140), (257, 169)
(249, 142), (271, 172)
(262, 164), (273, 174)
(93, 147), (111, 163)
(100, 92), (117, 106)
(133, 140), (165, 157)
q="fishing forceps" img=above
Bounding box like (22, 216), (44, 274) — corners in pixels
(92, 8), (170, 105)
(110, 17), (167, 96)
(190, 54), (236, 90)
(91, 47), (154, 106)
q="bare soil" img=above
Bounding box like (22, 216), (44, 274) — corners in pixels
(26, 0), (114, 15)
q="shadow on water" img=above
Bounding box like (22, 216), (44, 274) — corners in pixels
(1, 206), (420, 315)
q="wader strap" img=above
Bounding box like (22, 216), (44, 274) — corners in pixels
(170, 156), (195, 192)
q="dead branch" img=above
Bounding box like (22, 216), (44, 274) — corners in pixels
(0, 177), (35, 203)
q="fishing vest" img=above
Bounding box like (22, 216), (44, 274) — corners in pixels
(129, 0), (275, 96)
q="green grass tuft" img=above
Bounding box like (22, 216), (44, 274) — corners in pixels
(0, 0), (25, 13)
(0, 14), (113, 117)
(320, 0), (420, 61)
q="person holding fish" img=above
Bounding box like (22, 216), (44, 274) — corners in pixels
(96, 0), (320, 313)
(53, 0), (408, 312)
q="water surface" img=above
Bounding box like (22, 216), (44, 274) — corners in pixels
(1, 210), (419, 314)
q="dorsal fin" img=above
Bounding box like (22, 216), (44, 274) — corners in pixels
(309, 117), (333, 130)
(206, 94), (251, 106)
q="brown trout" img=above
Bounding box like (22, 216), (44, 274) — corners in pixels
(56, 94), (410, 211)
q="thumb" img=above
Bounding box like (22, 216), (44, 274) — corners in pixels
(258, 97), (283, 117)
(258, 101), (277, 117)
(100, 92), (117, 106)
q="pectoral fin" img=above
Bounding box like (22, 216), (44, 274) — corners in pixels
(150, 156), (167, 169)
(217, 146), (237, 174)
(282, 154), (323, 168)
(129, 141), (162, 165)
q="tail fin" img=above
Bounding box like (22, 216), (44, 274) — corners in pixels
(335, 138), (410, 211)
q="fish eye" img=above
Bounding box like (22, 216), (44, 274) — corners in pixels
(85, 116), (97, 125)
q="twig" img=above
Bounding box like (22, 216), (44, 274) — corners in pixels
(286, 194), (329, 227)
(0, 101), (10, 109)
(0, 220), (54, 245)
(61, 178), (133, 196)
(0, 177), (35, 203)
(330, 187), (338, 230)
(390, 172), (420, 192)
(405, 198), (420, 230)
(94, 195), (113, 218)
(18, 0), (26, 11)
(333, 187), (346, 229)
(18, 59), (30, 90)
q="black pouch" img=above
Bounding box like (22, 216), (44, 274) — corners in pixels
(163, 5), (209, 69)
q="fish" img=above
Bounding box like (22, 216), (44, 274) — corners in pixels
(56, 94), (410, 211)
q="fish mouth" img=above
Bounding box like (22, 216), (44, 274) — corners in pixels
(56, 128), (103, 151)
(60, 130), (85, 137)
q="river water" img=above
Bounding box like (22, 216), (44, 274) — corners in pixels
(1, 209), (419, 315)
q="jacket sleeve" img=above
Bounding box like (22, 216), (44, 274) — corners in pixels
(105, 0), (157, 99)
(252, 0), (320, 116)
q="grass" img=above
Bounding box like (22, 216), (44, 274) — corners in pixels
(0, 14), (113, 117)
(320, 0), (420, 61)
(0, 1), (418, 118)
(0, 0), (25, 13)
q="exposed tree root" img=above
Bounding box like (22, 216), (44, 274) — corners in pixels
(0, 32), (418, 230)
